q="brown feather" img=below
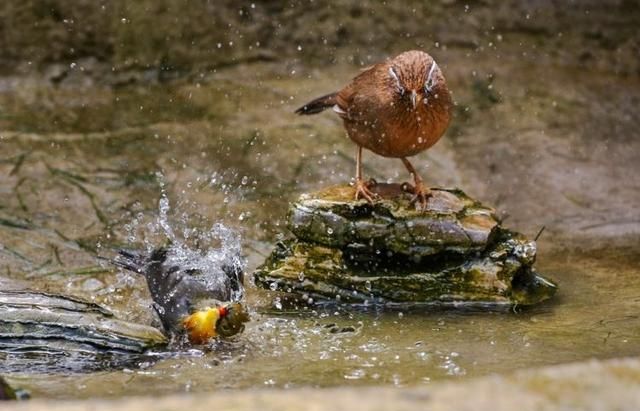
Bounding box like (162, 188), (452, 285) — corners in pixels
(295, 92), (338, 115)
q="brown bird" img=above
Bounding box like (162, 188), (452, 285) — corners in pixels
(295, 50), (453, 208)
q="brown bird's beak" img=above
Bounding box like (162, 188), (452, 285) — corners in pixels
(410, 90), (418, 109)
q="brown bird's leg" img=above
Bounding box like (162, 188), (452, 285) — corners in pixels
(401, 157), (431, 209)
(354, 146), (375, 203)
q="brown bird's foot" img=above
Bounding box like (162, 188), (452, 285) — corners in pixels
(354, 178), (377, 203)
(400, 157), (432, 211)
(404, 181), (432, 210)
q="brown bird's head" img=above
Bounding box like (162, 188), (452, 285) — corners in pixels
(387, 50), (449, 111)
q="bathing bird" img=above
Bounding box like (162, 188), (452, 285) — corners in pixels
(114, 247), (248, 344)
(296, 50), (452, 209)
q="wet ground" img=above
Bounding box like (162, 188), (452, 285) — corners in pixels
(1, 9), (640, 398)
(6, 358), (640, 411)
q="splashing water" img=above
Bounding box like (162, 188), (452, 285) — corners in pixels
(134, 172), (246, 302)
(158, 188), (176, 243)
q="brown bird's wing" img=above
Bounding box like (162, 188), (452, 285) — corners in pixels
(336, 63), (387, 121)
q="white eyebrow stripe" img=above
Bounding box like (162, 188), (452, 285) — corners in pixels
(427, 61), (438, 84)
(389, 66), (402, 90)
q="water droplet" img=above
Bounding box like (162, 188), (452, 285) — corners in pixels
(298, 272), (305, 282)
(344, 369), (365, 380)
(269, 282), (278, 291)
(365, 280), (372, 291)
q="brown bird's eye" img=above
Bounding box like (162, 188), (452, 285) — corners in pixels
(425, 78), (435, 93)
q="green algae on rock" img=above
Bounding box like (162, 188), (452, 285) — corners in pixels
(254, 184), (557, 307)
(0, 376), (17, 400)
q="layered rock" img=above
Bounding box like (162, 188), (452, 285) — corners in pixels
(0, 290), (167, 372)
(254, 184), (556, 307)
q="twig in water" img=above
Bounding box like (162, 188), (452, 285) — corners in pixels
(0, 217), (31, 230)
(27, 265), (112, 279)
(14, 177), (29, 213)
(9, 152), (30, 176)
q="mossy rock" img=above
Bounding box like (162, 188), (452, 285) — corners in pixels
(0, 376), (17, 400)
(255, 185), (557, 307)
(288, 184), (499, 260)
(254, 231), (555, 307)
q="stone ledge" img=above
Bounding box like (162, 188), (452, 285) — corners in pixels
(255, 185), (556, 306)
(4, 357), (640, 411)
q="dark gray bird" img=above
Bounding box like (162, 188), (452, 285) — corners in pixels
(114, 247), (246, 341)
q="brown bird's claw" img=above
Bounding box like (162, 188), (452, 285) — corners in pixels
(407, 181), (432, 211)
(354, 179), (377, 203)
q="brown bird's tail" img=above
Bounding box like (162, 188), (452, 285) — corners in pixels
(295, 92), (338, 115)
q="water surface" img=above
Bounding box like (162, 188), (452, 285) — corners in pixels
(1, 58), (639, 399)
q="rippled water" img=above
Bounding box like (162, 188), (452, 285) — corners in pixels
(5, 242), (638, 399)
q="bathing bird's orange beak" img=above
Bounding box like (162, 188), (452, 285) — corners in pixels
(182, 306), (229, 345)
